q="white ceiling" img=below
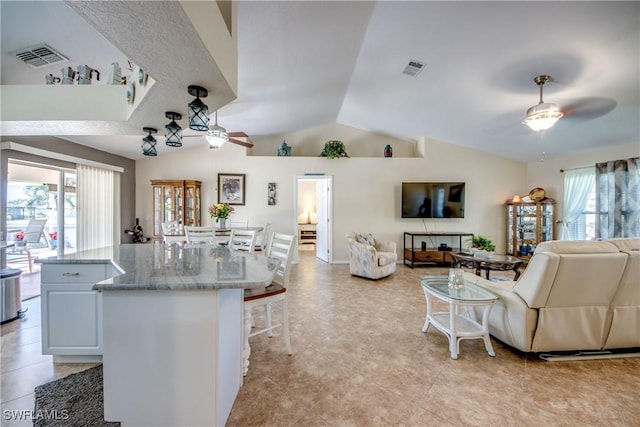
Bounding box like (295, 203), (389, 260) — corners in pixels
(1, 1), (639, 162)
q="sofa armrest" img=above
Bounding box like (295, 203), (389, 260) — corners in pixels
(466, 272), (539, 352)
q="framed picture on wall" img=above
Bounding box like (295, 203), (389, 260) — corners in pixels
(218, 173), (245, 205)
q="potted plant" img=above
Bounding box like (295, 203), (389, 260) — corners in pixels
(470, 235), (495, 258)
(319, 140), (349, 159)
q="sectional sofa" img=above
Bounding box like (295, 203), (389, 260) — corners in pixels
(469, 238), (639, 353)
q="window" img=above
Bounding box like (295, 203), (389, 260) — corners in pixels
(568, 186), (596, 240)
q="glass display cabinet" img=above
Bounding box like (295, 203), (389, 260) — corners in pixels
(505, 199), (555, 259)
(151, 180), (201, 239)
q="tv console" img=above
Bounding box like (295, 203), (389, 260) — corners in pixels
(403, 232), (474, 268)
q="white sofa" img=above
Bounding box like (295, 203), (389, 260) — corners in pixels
(346, 232), (397, 280)
(469, 238), (639, 353)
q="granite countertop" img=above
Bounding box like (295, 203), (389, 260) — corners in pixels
(40, 244), (280, 291)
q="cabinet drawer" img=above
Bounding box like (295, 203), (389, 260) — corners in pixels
(298, 224), (316, 231)
(42, 264), (109, 284)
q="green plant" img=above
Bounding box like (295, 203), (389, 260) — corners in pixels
(471, 235), (495, 252)
(319, 140), (350, 159)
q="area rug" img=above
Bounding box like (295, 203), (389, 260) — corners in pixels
(33, 365), (120, 426)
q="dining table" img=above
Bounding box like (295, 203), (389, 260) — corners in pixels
(43, 243), (279, 426)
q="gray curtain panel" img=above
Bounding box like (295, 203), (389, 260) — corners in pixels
(595, 157), (639, 238)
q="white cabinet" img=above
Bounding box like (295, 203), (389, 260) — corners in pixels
(298, 223), (316, 245)
(41, 262), (116, 363)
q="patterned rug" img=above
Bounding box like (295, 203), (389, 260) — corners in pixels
(33, 365), (119, 426)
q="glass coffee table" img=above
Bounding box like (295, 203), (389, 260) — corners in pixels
(421, 276), (498, 359)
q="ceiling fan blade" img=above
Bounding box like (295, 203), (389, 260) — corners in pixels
(228, 131), (248, 138)
(562, 97), (617, 123)
(229, 138), (253, 148)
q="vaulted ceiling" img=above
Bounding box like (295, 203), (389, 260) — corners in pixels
(2, 1), (639, 162)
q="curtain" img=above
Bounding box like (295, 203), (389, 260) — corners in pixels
(77, 164), (121, 250)
(560, 167), (595, 240)
(595, 157), (640, 239)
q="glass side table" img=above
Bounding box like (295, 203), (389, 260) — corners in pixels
(421, 276), (498, 359)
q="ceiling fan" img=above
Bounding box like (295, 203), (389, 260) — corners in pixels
(183, 111), (253, 148)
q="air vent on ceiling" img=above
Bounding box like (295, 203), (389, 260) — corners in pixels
(402, 59), (425, 77)
(12, 43), (68, 68)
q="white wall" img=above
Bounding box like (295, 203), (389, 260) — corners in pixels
(526, 141), (640, 231)
(136, 135), (527, 262)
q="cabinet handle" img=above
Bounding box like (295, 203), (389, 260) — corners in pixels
(62, 272), (80, 276)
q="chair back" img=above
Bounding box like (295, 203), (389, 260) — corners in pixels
(161, 220), (181, 236)
(23, 218), (48, 244)
(184, 226), (215, 244)
(266, 232), (295, 287)
(227, 219), (249, 229)
(228, 229), (258, 253)
(255, 223), (272, 251)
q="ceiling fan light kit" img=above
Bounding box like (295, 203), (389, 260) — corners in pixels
(522, 75), (564, 132)
(164, 112), (183, 147)
(187, 85), (209, 131)
(141, 127), (158, 156)
(206, 111), (229, 149)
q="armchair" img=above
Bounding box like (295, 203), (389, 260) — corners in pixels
(346, 232), (397, 280)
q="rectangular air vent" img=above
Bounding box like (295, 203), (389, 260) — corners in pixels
(13, 43), (68, 68)
(402, 59), (425, 77)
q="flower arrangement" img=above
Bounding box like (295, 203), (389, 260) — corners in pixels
(49, 232), (58, 241)
(208, 203), (234, 222)
(14, 231), (25, 241)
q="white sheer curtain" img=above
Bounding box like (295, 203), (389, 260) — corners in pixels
(560, 167), (595, 240)
(77, 164), (121, 250)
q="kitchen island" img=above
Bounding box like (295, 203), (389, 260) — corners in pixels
(40, 243), (279, 427)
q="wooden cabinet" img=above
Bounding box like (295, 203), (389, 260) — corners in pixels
(403, 232), (474, 268)
(40, 262), (119, 363)
(505, 199), (555, 259)
(151, 180), (201, 239)
(298, 223), (317, 245)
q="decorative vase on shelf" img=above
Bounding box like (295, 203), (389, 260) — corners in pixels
(384, 144), (393, 158)
(277, 140), (291, 156)
(218, 218), (226, 230)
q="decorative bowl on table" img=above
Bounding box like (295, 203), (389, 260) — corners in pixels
(471, 248), (494, 259)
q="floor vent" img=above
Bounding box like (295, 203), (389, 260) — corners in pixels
(402, 59), (425, 77)
(12, 43), (68, 68)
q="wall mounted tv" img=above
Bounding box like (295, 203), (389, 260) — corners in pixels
(402, 182), (465, 218)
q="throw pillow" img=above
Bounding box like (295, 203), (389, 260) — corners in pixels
(360, 233), (375, 246)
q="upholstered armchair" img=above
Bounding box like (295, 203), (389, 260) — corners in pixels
(346, 232), (397, 279)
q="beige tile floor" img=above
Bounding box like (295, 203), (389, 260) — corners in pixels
(1, 251), (639, 426)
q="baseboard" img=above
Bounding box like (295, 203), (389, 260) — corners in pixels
(52, 354), (103, 364)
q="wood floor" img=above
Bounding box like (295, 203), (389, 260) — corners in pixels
(1, 251), (638, 426)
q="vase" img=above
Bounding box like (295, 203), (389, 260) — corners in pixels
(218, 218), (227, 230)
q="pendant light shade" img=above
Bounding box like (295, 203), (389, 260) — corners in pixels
(164, 112), (182, 147)
(142, 127), (158, 156)
(205, 111), (229, 149)
(187, 85), (209, 131)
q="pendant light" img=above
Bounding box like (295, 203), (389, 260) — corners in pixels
(141, 127), (158, 156)
(164, 112), (182, 147)
(187, 85), (209, 131)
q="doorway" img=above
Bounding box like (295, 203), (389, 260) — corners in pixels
(294, 175), (332, 263)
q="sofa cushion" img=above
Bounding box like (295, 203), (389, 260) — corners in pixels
(535, 240), (618, 254)
(377, 251), (396, 266)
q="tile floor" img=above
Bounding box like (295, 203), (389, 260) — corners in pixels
(1, 251), (639, 426)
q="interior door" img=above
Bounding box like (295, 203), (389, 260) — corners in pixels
(315, 179), (330, 262)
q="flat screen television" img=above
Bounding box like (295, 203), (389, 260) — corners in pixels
(402, 182), (465, 218)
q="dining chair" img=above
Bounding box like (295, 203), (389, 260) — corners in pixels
(184, 226), (216, 244)
(161, 220), (185, 243)
(254, 223), (272, 252)
(227, 219), (249, 229)
(228, 229), (257, 253)
(244, 232), (296, 365)
(11, 218), (49, 273)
